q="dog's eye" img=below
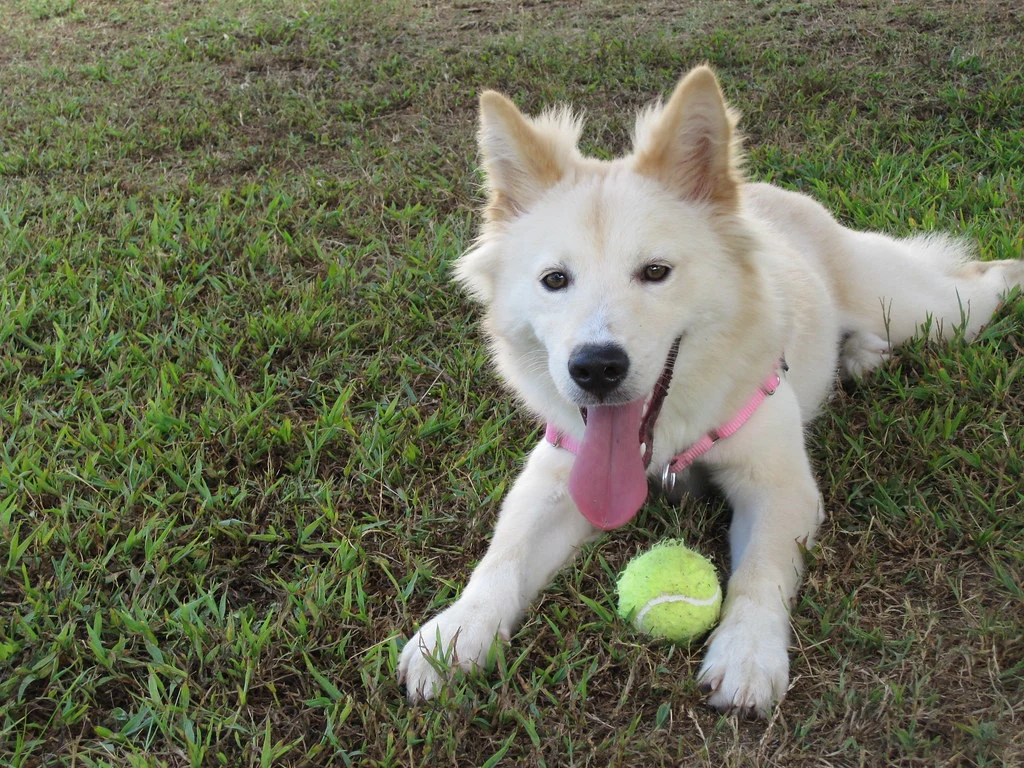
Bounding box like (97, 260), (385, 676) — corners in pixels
(641, 264), (671, 282)
(541, 271), (569, 291)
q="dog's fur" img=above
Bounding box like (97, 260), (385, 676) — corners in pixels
(397, 66), (1024, 716)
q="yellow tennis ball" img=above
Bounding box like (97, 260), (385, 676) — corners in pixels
(617, 540), (722, 644)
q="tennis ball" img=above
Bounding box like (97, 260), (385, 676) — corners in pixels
(616, 540), (721, 644)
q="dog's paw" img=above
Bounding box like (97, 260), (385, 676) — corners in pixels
(840, 330), (891, 379)
(398, 600), (507, 703)
(697, 608), (790, 718)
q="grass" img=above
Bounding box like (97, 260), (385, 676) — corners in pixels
(0, 0), (1022, 764)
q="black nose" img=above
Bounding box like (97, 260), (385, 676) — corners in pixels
(568, 343), (630, 397)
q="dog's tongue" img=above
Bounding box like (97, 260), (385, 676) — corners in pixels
(568, 401), (649, 530)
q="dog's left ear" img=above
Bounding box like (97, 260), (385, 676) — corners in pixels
(632, 66), (742, 210)
(477, 90), (582, 222)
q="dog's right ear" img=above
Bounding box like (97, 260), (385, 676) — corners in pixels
(477, 91), (582, 222)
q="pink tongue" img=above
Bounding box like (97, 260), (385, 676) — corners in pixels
(568, 401), (649, 530)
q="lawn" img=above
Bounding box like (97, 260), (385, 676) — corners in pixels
(1, 0), (1022, 765)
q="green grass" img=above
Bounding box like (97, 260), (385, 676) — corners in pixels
(1, 0), (1022, 765)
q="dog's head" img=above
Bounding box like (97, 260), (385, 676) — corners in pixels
(456, 68), (759, 420)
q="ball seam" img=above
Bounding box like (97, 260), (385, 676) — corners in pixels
(634, 586), (722, 630)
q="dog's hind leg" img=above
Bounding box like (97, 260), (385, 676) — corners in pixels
(747, 183), (1024, 377)
(836, 232), (1024, 377)
(398, 441), (599, 702)
(839, 329), (892, 379)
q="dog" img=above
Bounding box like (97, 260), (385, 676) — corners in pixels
(397, 65), (1024, 717)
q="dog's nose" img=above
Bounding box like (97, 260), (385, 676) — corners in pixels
(568, 343), (630, 396)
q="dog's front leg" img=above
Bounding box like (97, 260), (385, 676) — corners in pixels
(697, 387), (825, 718)
(399, 439), (598, 702)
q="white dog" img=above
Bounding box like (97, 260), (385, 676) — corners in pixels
(397, 66), (1024, 716)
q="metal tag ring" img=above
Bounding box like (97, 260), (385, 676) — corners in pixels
(661, 463), (677, 495)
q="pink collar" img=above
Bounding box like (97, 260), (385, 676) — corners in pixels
(546, 364), (782, 479)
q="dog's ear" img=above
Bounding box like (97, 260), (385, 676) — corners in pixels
(632, 66), (742, 210)
(477, 90), (582, 222)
